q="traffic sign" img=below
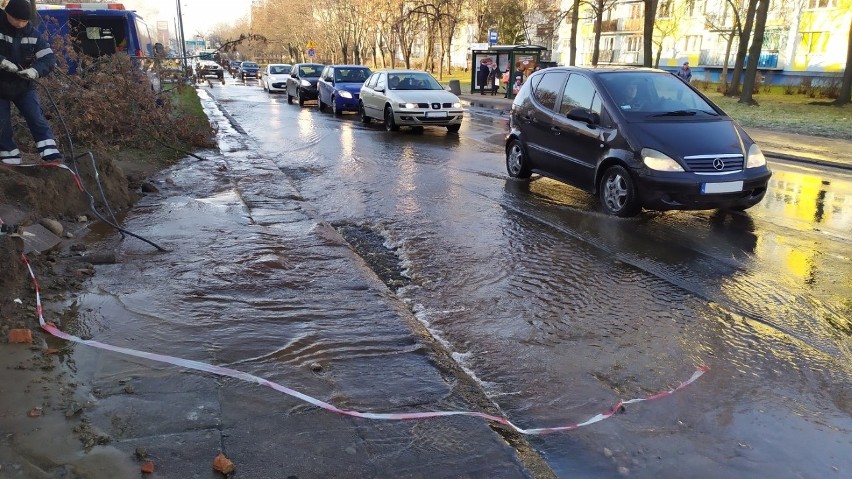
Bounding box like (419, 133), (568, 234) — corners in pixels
(488, 29), (498, 44)
(306, 40), (317, 50)
(308, 48), (316, 58)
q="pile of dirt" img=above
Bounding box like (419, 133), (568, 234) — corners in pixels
(0, 151), (137, 289)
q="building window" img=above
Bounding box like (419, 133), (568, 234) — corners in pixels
(800, 32), (829, 54)
(684, 35), (702, 52)
(659, 0), (673, 17)
(626, 36), (641, 52)
(630, 3), (643, 18)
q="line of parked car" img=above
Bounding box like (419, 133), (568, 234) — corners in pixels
(252, 61), (772, 217)
(260, 63), (463, 133)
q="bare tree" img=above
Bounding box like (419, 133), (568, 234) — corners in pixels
(727, 0), (757, 96)
(570, 0), (580, 65)
(704, 0), (745, 93)
(587, 0), (619, 66)
(739, 0), (770, 104)
(652, 0), (689, 68)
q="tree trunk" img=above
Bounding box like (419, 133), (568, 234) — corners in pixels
(739, 0), (769, 104)
(836, 17), (852, 106)
(729, 0), (758, 96)
(720, 28), (735, 92)
(591, 0), (604, 66)
(643, 0), (658, 67)
(569, 0), (580, 66)
(655, 42), (663, 68)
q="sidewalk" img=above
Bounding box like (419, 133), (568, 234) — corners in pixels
(458, 92), (852, 171)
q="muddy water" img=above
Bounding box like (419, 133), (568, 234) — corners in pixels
(70, 80), (852, 478)
(214, 82), (851, 478)
(60, 89), (532, 478)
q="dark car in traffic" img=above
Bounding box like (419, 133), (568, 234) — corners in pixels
(239, 61), (260, 80)
(286, 63), (324, 107)
(317, 65), (372, 115)
(505, 67), (772, 216)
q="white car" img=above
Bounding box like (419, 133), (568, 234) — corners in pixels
(358, 69), (463, 133)
(262, 63), (292, 93)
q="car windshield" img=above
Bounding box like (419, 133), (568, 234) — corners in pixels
(299, 65), (322, 77)
(598, 72), (718, 117)
(270, 65), (288, 74)
(243, 62), (258, 68)
(334, 67), (371, 83)
(387, 72), (443, 90)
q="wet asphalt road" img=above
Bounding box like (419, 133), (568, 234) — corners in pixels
(67, 75), (851, 478)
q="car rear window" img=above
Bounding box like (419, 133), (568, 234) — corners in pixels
(334, 67), (371, 83)
(300, 65), (322, 77)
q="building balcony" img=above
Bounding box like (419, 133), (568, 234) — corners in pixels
(620, 18), (642, 32)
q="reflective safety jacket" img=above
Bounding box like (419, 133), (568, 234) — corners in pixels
(0, 12), (56, 99)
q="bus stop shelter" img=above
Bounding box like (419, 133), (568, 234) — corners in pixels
(469, 45), (547, 99)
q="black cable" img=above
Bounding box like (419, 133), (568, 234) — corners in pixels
(33, 79), (170, 252)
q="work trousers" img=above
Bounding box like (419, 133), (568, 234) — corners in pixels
(0, 88), (59, 162)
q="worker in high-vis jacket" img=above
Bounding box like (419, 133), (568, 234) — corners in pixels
(0, 0), (63, 165)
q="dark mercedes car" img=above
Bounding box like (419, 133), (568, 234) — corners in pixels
(505, 67), (772, 217)
(286, 63), (324, 107)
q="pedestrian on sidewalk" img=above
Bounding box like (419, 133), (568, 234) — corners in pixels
(502, 68), (510, 97)
(487, 64), (499, 96)
(477, 60), (489, 95)
(676, 61), (692, 83)
(0, 0), (63, 165)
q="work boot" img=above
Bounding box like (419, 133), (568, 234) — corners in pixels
(42, 153), (65, 163)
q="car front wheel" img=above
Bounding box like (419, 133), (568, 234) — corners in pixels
(446, 124), (461, 133)
(287, 90), (293, 104)
(506, 139), (532, 179)
(297, 89), (305, 107)
(359, 103), (371, 124)
(332, 97), (341, 116)
(599, 165), (641, 217)
(384, 106), (399, 132)
(318, 97), (327, 112)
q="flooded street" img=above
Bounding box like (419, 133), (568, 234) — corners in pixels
(68, 77), (851, 478)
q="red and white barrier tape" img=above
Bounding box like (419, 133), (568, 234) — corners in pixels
(20, 255), (708, 435)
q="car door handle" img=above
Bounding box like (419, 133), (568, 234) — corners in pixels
(550, 126), (561, 135)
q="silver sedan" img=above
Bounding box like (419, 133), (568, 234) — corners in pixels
(358, 69), (463, 133)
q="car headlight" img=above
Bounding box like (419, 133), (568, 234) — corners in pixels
(399, 102), (417, 109)
(338, 91), (353, 99)
(746, 143), (766, 168)
(641, 148), (684, 172)
(300, 79), (311, 87)
(452, 102), (462, 108)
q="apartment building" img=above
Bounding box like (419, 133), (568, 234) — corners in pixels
(551, 0), (850, 83)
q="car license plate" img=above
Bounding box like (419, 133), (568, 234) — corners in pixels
(425, 111), (448, 118)
(702, 181), (743, 194)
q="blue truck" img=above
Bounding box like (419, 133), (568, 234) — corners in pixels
(36, 3), (155, 66)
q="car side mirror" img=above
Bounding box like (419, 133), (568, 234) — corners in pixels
(567, 107), (600, 127)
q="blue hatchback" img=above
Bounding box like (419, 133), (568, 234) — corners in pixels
(317, 65), (372, 115)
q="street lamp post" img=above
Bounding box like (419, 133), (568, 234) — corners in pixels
(176, 0), (188, 69)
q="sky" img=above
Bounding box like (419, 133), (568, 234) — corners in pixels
(122, 0), (254, 38)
